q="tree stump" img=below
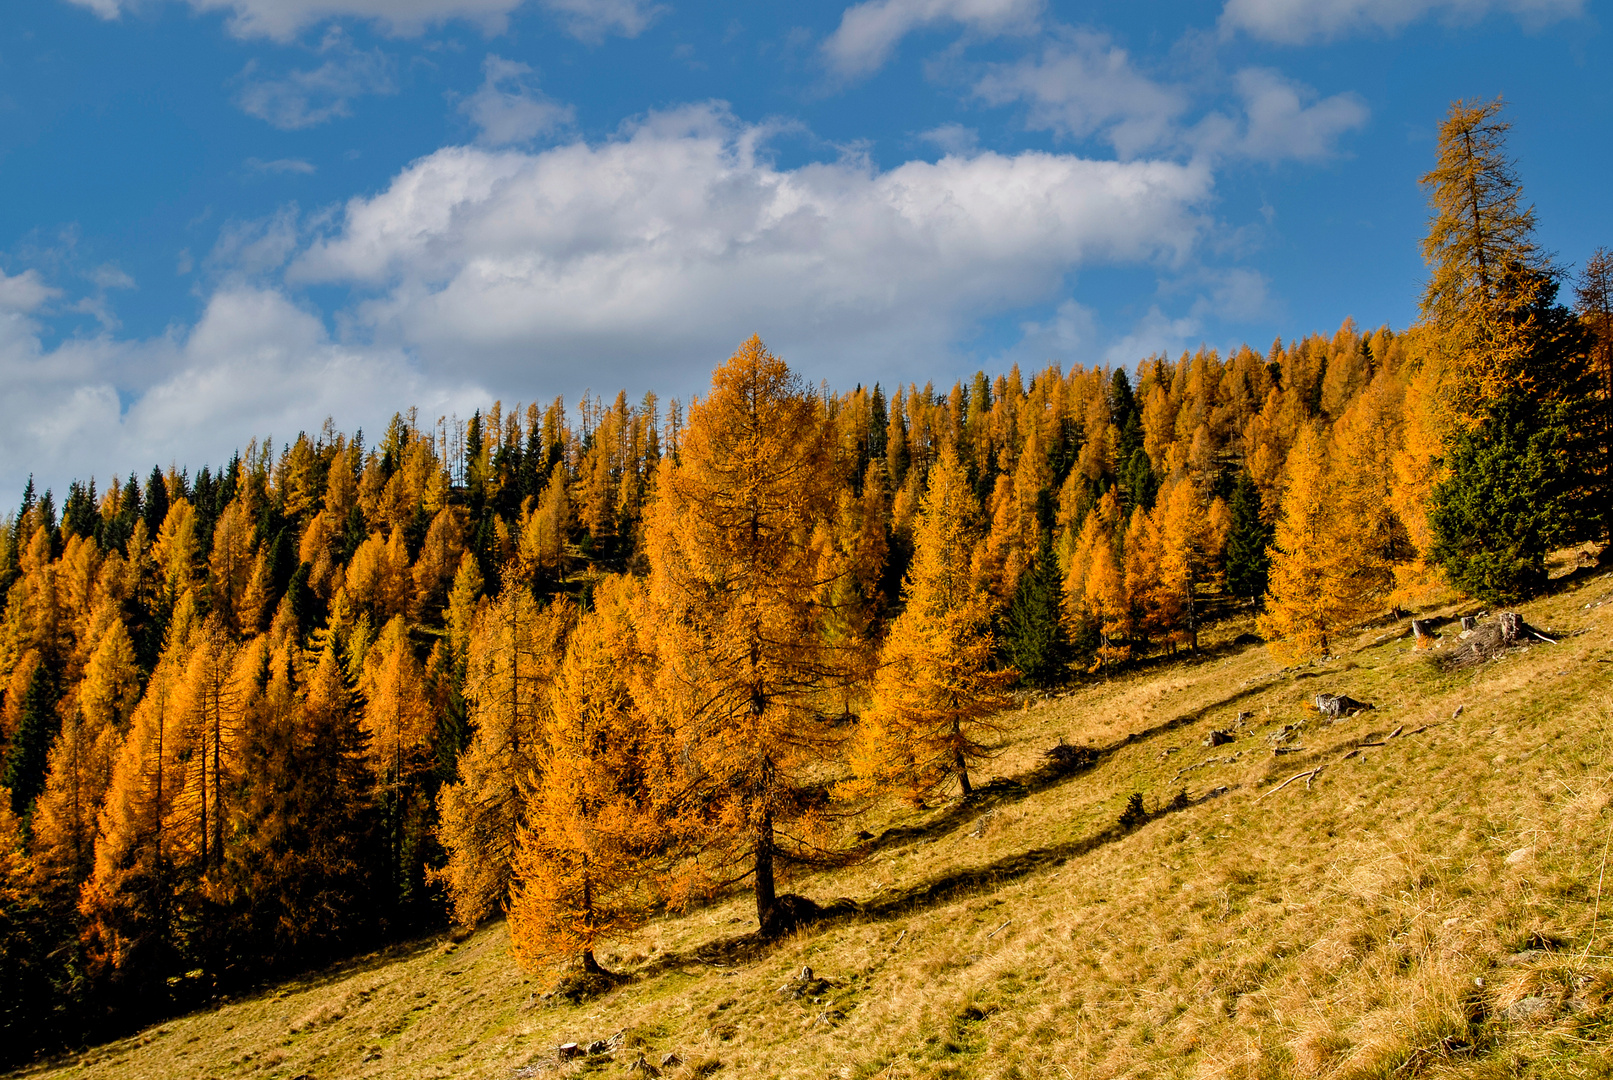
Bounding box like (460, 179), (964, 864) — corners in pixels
(1498, 611), (1522, 645)
(1412, 619), (1439, 649)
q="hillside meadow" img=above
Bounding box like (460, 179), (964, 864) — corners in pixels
(12, 547), (1613, 1080)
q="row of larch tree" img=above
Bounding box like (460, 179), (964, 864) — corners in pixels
(0, 98), (1609, 1061)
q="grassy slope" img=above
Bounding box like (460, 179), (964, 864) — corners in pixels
(14, 560), (1613, 1080)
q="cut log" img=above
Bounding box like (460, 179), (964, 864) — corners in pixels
(1412, 619), (1440, 649)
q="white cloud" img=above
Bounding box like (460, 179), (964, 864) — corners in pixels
(975, 35), (1366, 163)
(64, 0), (659, 41)
(1220, 0), (1583, 43)
(539, 0), (660, 41)
(91, 265), (137, 291)
(919, 123), (980, 156)
(247, 157), (319, 174)
(460, 55), (575, 146)
(974, 31), (1187, 158)
(824, 0), (1042, 78)
(209, 206), (304, 276)
(1014, 298), (1098, 361)
(1102, 305), (1205, 366)
(0, 269), (62, 315)
(1219, 68), (1368, 162)
(235, 38), (395, 129)
(0, 286), (486, 497)
(289, 103), (1213, 388)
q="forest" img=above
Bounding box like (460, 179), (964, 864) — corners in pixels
(0, 99), (1608, 1065)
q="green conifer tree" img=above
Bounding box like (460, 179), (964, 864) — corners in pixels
(1225, 472), (1273, 603)
(1000, 533), (1067, 687)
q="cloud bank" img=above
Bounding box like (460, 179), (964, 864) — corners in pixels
(65, 0), (659, 41)
(291, 103), (1214, 386)
(1220, 0), (1583, 43)
(0, 282), (487, 498)
(823, 0), (1043, 77)
(974, 33), (1368, 162)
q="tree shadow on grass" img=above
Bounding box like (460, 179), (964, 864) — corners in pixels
(636, 784), (1235, 975)
(855, 675), (1274, 857)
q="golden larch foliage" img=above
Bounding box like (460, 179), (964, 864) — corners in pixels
(436, 589), (574, 926)
(360, 616), (434, 786)
(850, 449), (1011, 802)
(507, 576), (671, 976)
(1257, 426), (1382, 660)
(30, 693), (120, 895)
(644, 335), (846, 936)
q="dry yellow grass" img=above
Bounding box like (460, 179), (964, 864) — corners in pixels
(12, 563), (1613, 1080)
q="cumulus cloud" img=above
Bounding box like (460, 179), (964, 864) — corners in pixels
(64, 0), (659, 41)
(973, 31), (1187, 158)
(289, 103), (1213, 388)
(1218, 68), (1369, 161)
(919, 123), (980, 155)
(235, 38), (395, 129)
(975, 35), (1366, 162)
(824, 0), (1042, 78)
(0, 269), (61, 317)
(460, 56), (575, 146)
(1220, 0), (1583, 43)
(1013, 298), (1098, 361)
(0, 286), (487, 496)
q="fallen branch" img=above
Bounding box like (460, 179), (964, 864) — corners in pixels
(1257, 766), (1325, 801)
(987, 920), (1012, 939)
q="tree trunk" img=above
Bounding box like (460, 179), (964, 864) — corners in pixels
(951, 713), (973, 797)
(754, 807), (777, 934)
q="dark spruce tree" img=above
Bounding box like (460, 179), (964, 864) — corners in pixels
(1000, 533), (1067, 687)
(1120, 446), (1159, 518)
(61, 480), (101, 544)
(1429, 391), (1579, 603)
(1429, 270), (1597, 602)
(1225, 472), (1273, 604)
(141, 466), (169, 536)
(3, 663), (58, 817)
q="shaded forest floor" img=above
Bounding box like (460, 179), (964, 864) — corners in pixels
(13, 552), (1613, 1079)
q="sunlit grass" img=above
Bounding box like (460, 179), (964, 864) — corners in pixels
(14, 562), (1613, 1080)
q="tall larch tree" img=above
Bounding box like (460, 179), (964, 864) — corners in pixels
(644, 335), (846, 938)
(436, 589), (574, 926)
(1420, 98), (1595, 598)
(1258, 427), (1380, 659)
(851, 449), (1011, 802)
(28, 692), (120, 901)
(1153, 479), (1218, 652)
(360, 617), (435, 908)
(78, 653), (187, 995)
(507, 576), (671, 977)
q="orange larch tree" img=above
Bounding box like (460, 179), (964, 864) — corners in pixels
(644, 335), (847, 937)
(436, 589), (574, 926)
(850, 449), (1011, 802)
(507, 575), (672, 977)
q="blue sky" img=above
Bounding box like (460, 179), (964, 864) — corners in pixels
(0, 0), (1607, 495)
